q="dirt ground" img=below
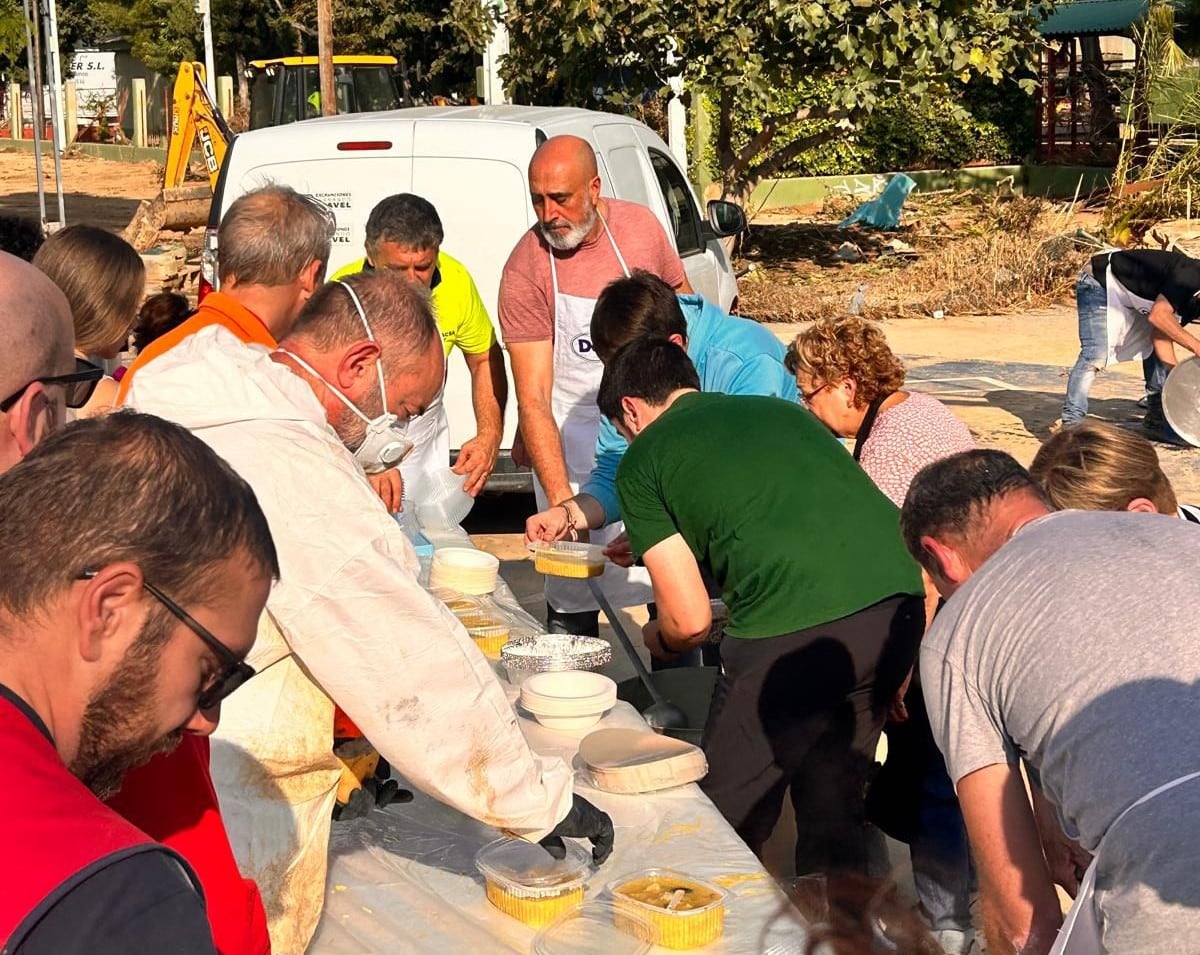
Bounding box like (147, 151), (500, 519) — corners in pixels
(0, 149), (161, 231)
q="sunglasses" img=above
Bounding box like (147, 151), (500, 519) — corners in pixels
(0, 357), (105, 412)
(78, 571), (256, 710)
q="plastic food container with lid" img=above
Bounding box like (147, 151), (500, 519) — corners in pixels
(609, 869), (728, 949)
(475, 837), (590, 927)
(531, 541), (607, 579)
(464, 621), (511, 659)
(431, 588), (485, 614)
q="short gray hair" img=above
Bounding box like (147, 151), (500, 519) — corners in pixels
(218, 184), (335, 287)
(364, 194), (444, 256)
(282, 270), (438, 358)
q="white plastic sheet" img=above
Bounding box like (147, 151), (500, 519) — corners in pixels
(310, 699), (809, 954)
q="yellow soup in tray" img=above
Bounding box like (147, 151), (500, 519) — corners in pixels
(611, 869), (728, 950)
(616, 876), (722, 911)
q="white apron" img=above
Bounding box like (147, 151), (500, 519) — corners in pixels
(1049, 770), (1200, 954)
(1101, 254), (1156, 365)
(534, 215), (654, 613)
(210, 611), (342, 955)
(399, 347), (451, 502)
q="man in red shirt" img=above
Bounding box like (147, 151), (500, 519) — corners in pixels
(0, 412), (277, 954)
(499, 135), (690, 637)
(108, 184), (334, 955)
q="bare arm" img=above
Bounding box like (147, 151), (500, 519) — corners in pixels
(676, 274), (694, 294)
(958, 764), (1064, 955)
(1147, 294), (1200, 359)
(453, 343), (508, 496)
(508, 340), (572, 503)
(641, 534), (711, 656)
(525, 493), (606, 544)
(1029, 776), (1092, 897)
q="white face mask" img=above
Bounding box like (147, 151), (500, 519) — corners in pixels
(280, 281), (414, 474)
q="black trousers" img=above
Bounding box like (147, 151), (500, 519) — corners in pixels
(699, 594), (923, 877)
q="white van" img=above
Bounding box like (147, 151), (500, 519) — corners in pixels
(203, 105), (746, 490)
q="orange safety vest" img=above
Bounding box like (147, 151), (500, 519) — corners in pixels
(116, 292), (277, 405)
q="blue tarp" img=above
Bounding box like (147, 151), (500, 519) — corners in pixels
(838, 174), (917, 230)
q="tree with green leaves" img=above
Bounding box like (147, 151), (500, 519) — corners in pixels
(0, 0), (27, 76)
(500, 0), (1046, 198)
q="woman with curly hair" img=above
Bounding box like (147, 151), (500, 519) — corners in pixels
(788, 316), (976, 955)
(786, 316), (972, 506)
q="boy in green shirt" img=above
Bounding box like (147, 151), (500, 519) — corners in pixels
(599, 338), (924, 879)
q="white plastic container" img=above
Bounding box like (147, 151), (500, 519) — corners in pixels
(580, 728), (708, 794)
(415, 466), (474, 528)
(429, 547), (500, 594)
(520, 670), (617, 731)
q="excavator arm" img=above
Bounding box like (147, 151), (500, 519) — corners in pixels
(164, 61), (232, 191)
(126, 62), (233, 250)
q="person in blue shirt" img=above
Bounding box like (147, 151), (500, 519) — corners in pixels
(525, 268), (796, 562)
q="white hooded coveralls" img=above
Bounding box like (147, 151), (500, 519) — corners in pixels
(127, 326), (573, 953)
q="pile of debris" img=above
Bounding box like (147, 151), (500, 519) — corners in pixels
(736, 188), (1094, 324)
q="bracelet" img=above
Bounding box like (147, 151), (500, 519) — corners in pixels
(559, 502), (577, 533)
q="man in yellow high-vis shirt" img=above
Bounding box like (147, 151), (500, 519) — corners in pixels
(334, 193), (507, 498)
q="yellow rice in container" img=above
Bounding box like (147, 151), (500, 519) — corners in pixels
(476, 838), (590, 928)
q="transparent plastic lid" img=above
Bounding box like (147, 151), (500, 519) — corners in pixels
(474, 838), (590, 894)
(533, 899), (653, 955)
(530, 541), (606, 564)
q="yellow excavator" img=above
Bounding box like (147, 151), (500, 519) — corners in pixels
(126, 56), (401, 248)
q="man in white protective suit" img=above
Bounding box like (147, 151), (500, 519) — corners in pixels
(126, 269), (614, 953)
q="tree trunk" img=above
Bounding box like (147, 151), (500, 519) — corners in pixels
(235, 50), (249, 115)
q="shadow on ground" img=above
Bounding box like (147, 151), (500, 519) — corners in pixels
(0, 190), (143, 232)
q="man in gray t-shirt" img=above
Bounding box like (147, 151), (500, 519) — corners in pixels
(902, 450), (1200, 955)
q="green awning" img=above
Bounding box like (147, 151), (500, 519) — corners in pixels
(1038, 0), (1147, 38)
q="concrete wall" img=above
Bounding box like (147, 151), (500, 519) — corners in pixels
(0, 138), (166, 163)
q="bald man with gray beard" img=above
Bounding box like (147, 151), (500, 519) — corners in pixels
(0, 251), (79, 471)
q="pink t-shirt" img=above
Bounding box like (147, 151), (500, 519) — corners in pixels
(498, 197), (687, 344)
(858, 391), (974, 506)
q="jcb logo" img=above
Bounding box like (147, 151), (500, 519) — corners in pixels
(571, 335), (601, 361)
(198, 128), (219, 174)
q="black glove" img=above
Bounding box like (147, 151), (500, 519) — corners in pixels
(539, 794), (615, 865)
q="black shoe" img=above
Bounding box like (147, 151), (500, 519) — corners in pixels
(1142, 398), (1190, 445)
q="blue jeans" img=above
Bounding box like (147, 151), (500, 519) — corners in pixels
(1062, 271), (1109, 424)
(1144, 354), (1170, 396)
(910, 747), (974, 932)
